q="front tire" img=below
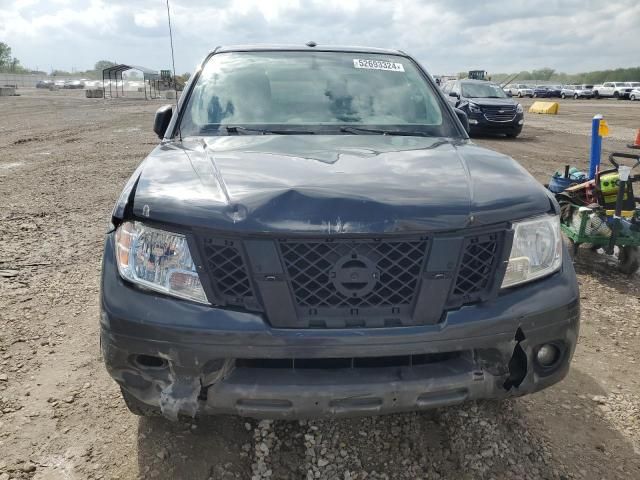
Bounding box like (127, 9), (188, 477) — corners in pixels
(574, 94), (579, 100)
(614, 91), (620, 99)
(561, 93), (566, 99)
(594, 91), (600, 98)
(506, 128), (522, 138)
(631, 94), (636, 101)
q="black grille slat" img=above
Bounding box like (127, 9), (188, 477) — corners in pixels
(235, 352), (462, 370)
(450, 233), (501, 304)
(279, 238), (428, 309)
(202, 239), (254, 306)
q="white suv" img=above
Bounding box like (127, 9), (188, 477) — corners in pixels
(507, 84), (533, 98)
(560, 85), (594, 99)
(594, 82), (633, 99)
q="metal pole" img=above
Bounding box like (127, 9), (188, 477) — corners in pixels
(589, 114), (603, 180)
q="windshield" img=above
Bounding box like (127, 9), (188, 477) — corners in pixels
(461, 82), (507, 98)
(180, 51), (458, 137)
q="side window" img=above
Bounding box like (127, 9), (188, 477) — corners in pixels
(604, 83), (612, 88)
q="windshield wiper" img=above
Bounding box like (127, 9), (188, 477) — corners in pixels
(339, 126), (429, 137)
(221, 125), (315, 135)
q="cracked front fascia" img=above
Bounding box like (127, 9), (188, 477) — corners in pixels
(158, 354), (235, 421)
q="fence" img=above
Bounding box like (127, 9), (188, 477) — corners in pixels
(0, 73), (86, 88)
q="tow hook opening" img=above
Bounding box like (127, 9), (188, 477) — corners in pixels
(503, 327), (528, 390)
(132, 354), (168, 370)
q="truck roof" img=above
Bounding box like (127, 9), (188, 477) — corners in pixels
(213, 44), (406, 56)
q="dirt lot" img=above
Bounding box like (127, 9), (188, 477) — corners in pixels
(0, 90), (639, 480)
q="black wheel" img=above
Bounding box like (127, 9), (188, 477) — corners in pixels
(517, 92), (522, 98)
(561, 93), (566, 99)
(121, 388), (161, 417)
(574, 94), (579, 100)
(533, 93), (537, 98)
(618, 246), (640, 274)
(594, 91), (599, 98)
(613, 91), (620, 99)
(632, 94), (637, 101)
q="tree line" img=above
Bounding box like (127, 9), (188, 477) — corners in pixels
(0, 42), (27, 73)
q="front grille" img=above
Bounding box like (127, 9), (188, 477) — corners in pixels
(198, 229), (504, 325)
(450, 232), (502, 304)
(483, 105), (517, 122)
(278, 238), (428, 309)
(202, 238), (254, 307)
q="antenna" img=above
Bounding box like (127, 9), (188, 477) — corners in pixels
(165, 0), (181, 140)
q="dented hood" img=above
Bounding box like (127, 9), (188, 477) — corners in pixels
(131, 135), (551, 233)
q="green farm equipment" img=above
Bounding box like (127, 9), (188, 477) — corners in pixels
(555, 152), (640, 274)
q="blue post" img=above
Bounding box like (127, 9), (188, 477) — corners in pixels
(589, 114), (603, 180)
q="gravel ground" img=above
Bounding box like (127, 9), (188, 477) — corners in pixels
(0, 90), (639, 480)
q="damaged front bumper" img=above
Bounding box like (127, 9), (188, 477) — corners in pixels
(101, 244), (580, 420)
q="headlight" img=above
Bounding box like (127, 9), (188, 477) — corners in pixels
(516, 103), (523, 113)
(114, 221), (208, 304)
(501, 215), (562, 288)
(468, 102), (482, 113)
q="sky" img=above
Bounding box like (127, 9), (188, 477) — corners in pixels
(1, 0), (639, 75)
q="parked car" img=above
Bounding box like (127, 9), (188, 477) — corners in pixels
(548, 85), (563, 97)
(35, 80), (54, 89)
(534, 85), (561, 98)
(560, 85), (594, 99)
(101, 44), (579, 421)
(625, 82), (640, 99)
(63, 80), (85, 89)
(54, 79), (66, 88)
(507, 84), (533, 97)
(532, 86), (549, 98)
(532, 85), (561, 98)
(593, 82), (633, 99)
(443, 79), (524, 137)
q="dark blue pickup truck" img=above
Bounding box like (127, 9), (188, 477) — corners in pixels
(100, 44), (579, 421)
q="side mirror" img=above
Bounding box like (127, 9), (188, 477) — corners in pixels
(454, 108), (469, 133)
(449, 91), (459, 98)
(154, 105), (173, 139)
